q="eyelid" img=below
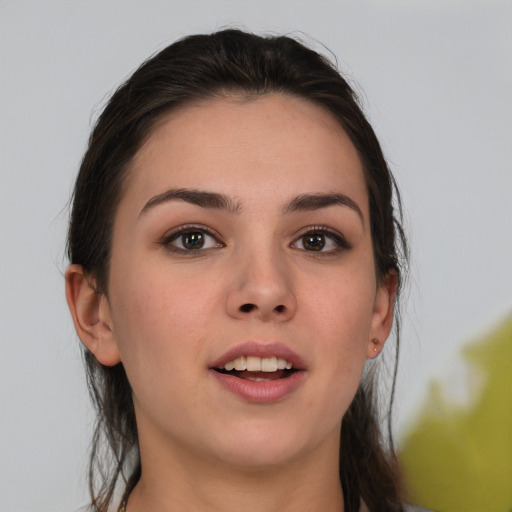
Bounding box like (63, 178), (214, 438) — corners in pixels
(161, 223), (224, 252)
(290, 225), (352, 252)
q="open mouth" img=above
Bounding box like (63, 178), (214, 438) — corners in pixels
(213, 355), (299, 381)
(210, 352), (305, 402)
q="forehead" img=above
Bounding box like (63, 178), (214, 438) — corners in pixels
(123, 93), (367, 214)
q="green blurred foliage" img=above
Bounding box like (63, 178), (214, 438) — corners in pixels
(399, 315), (512, 512)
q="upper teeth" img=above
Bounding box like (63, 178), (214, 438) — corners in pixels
(221, 356), (293, 372)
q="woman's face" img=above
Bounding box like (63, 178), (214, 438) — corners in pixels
(97, 94), (394, 469)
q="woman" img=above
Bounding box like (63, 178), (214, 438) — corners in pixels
(65, 29), (412, 512)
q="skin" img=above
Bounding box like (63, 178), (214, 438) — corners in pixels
(66, 94), (396, 512)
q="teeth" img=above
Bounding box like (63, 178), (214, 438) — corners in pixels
(246, 356), (262, 371)
(224, 360), (235, 371)
(261, 357), (277, 372)
(233, 357), (247, 371)
(222, 355), (293, 372)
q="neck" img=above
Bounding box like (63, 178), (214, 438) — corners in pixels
(126, 428), (344, 512)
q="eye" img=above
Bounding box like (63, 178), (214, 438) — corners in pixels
(291, 227), (350, 253)
(163, 225), (223, 253)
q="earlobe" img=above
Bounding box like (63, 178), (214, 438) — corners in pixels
(65, 264), (121, 366)
(367, 271), (398, 359)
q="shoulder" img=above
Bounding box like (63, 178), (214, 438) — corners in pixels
(359, 501), (435, 512)
(403, 504), (436, 512)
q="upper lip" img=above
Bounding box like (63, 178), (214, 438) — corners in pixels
(210, 341), (307, 371)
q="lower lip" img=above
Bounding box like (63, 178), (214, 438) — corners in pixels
(209, 370), (305, 404)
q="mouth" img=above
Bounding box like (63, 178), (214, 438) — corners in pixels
(213, 355), (298, 382)
(209, 343), (306, 403)
(210, 342), (306, 380)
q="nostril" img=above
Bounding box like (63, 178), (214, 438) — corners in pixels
(275, 305), (285, 313)
(240, 303), (256, 313)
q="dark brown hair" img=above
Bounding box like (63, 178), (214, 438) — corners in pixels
(68, 29), (408, 512)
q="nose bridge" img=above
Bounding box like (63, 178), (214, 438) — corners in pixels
(226, 234), (296, 321)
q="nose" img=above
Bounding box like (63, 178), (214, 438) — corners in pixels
(225, 247), (297, 322)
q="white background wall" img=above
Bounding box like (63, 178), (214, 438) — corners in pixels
(1, 1), (511, 510)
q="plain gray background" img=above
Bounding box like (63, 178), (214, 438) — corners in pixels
(1, 1), (511, 510)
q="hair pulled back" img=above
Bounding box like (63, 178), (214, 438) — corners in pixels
(68, 29), (408, 512)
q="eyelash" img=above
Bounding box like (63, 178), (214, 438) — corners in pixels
(161, 224), (224, 254)
(290, 225), (352, 254)
(160, 224), (351, 255)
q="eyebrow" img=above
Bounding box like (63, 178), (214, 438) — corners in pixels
(139, 188), (242, 217)
(283, 193), (364, 223)
(139, 188), (363, 224)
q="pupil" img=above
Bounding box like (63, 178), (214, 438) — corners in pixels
(304, 233), (324, 251)
(183, 232), (204, 249)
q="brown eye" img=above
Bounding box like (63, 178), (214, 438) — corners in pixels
(302, 233), (325, 251)
(164, 227), (222, 252)
(291, 228), (350, 254)
(182, 231), (205, 249)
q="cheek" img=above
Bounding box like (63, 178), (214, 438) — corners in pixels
(304, 268), (376, 342)
(292, 276), (375, 443)
(107, 269), (215, 426)
(300, 267), (375, 399)
(107, 259), (218, 379)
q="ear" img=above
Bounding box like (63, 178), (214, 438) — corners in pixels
(65, 264), (121, 366)
(367, 270), (398, 359)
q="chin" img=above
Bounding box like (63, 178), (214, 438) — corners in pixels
(204, 420), (325, 470)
